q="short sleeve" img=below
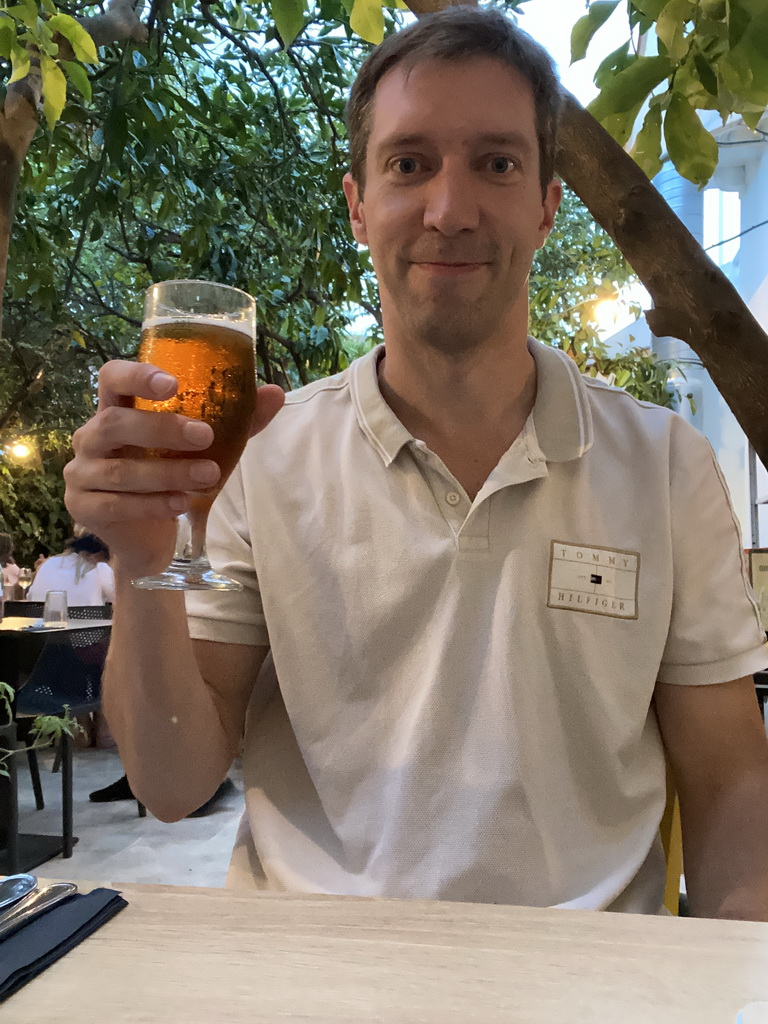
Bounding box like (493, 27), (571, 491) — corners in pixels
(658, 422), (768, 685)
(185, 462), (270, 647)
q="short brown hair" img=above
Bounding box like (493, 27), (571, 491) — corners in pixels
(346, 6), (562, 199)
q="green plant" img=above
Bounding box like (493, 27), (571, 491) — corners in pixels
(0, 680), (84, 777)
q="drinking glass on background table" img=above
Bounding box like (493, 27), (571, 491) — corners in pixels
(43, 591), (68, 629)
(17, 567), (32, 597)
(130, 279), (257, 592)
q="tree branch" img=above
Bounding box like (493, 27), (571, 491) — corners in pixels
(555, 92), (768, 467)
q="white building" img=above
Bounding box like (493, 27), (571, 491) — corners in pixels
(605, 115), (768, 548)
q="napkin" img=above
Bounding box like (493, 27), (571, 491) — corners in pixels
(0, 887), (128, 1002)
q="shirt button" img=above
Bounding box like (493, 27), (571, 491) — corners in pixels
(445, 491), (461, 506)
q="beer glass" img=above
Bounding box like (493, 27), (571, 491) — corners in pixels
(131, 280), (257, 591)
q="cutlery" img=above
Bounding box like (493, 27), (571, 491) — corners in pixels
(0, 882), (77, 941)
(0, 873), (37, 914)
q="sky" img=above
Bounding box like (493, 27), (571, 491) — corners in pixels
(514, 0), (632, 106)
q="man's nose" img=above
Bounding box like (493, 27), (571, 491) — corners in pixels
(422, 167), (480, 236)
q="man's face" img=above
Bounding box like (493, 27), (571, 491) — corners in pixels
(343, 57), (561, 355)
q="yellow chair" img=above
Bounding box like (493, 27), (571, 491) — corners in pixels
(660, 763), (684, 915)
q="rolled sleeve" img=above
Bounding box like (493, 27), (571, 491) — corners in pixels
(658, 423), (768, 685)
(185, 463), (270, 648)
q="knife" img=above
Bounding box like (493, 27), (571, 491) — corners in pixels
(0, 882), (78, 941)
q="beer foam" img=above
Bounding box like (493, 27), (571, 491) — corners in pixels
(143, 315), (254, 339)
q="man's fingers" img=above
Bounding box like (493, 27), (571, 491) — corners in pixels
(97, 359), (178, 410)
(249, 385), (286, 438)
(73, 407), (214, 458)
(65, 457), (221, 495)
(67, 490), (192, 525)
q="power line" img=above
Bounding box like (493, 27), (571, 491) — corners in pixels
(703, 217), (768, 251)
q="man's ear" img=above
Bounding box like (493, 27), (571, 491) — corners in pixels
(343, 172), (368, 246)
(536, 178), (562, 249)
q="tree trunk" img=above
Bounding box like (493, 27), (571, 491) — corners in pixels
(556, 93), (768, 468)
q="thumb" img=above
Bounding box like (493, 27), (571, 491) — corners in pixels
(249, 384), (286, 438)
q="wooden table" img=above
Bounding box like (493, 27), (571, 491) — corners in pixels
(0, 618), (112, 874)
(7, 882), (768, 1022)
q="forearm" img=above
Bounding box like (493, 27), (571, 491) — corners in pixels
(104, 569), (234, 821)
(683, 769), (768, 921)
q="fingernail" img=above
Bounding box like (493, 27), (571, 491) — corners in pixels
(169, 495), (188, 513)
(190, 462), (220, 485)
(150, 371), (176, 396)
(183, 421), (213, 447)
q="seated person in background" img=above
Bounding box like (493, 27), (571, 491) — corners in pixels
(0, 531), (20, 590)
(27, 531), (114, 605)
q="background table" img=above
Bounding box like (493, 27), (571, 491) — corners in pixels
(7, 882), (768, 1022)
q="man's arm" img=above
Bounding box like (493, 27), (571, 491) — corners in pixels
(655, 675), (768, 920)
(103, 576), (271, 822)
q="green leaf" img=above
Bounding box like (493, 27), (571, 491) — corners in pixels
(600, 100), (646, 146)
(570, 1), (620, 65)
(743, 107), (766, 130)
(589, 56), (674, 122)
(40, 53), (66, 128)
(270, 0), (305, 47)
(9, 43), (30, 83)
(631, 0), (667, 16)
(350, 0), (384, 44)
(593, 42), (634, 90)
(656, 0), (694, 62)
(0, 17), (15, 59)
(628, 103), (663, 178)
(663, 91), (718, 186)
(61, 59), (91, 100)
(46, 13), (98, 63)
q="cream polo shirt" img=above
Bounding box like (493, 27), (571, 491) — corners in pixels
(186, 340), (768, 912)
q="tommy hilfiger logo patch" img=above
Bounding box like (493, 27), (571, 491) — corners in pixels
(547, 541), (640, 620)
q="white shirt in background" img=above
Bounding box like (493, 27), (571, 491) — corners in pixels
(28, 553), (114, 606)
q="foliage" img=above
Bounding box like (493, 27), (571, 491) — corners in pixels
(530, 186), (676, 407)
(0, 681), (81, 778)
(572, 0), (768, 185)
(5, 0), (760, 546)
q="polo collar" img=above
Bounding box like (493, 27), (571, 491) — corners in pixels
(350, 339), (593, 468)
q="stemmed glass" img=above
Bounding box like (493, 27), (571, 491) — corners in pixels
(17, 567), (32, 598)
(130, 280), (257, 591)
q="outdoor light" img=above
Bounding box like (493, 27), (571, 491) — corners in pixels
(594, 298), (620, 332)
(3, 436), (41, 468)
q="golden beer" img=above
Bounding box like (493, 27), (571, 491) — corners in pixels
(133, 317), (256, 488)
(131, 280), (256, 591)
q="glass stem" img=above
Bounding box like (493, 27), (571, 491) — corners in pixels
(173, 511), (208, 563)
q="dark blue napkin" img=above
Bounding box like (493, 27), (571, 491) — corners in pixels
(0, 887), (128, 1002)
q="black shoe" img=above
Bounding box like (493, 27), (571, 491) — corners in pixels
(186, 777), (236, 818)
(89, 774), (135, 802)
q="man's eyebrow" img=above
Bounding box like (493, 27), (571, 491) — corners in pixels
(475, 132), (535, 154)
(373, 131), (535, 155)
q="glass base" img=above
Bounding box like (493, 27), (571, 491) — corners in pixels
(131, 558), (243, 592)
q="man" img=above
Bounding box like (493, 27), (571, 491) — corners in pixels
(64, 7), (768, 917)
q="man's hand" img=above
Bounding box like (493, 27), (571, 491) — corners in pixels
(65, 359), (284, 578)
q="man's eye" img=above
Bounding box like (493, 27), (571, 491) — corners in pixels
(394, 157), (420, 175)
(488, 156), (516, 174)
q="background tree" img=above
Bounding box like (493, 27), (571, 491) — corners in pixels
(0, 0), (765, 558)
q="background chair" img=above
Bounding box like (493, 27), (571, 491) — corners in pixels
(15, 625), (143, 858)
(4, 602), (112, 620)
(4, 600), (44, 617)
